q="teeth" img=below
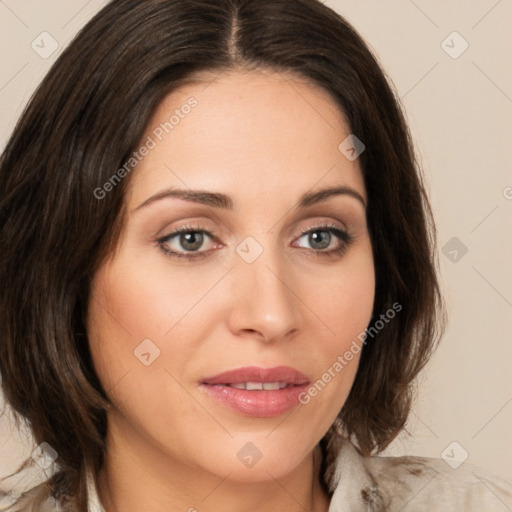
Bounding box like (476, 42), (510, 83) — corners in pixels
(227, 382), (289, 390)
(246, 382), (263, 390)
(230, 383), (247, 390)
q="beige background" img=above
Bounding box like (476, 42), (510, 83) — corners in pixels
(1, 0), (511, 491)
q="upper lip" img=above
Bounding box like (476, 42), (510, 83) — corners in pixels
(201, 366), (310, 386)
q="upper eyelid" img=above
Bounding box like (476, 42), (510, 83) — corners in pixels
(159, 220), (348, 239)
(158, 225), (216, 242)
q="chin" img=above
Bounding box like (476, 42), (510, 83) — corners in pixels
(185, 434), (315, 483)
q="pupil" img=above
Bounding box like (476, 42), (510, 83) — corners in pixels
(180, 232), (203, 251)
(310, 231), (330, 250)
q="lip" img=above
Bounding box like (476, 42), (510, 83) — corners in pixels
(199, 366), (310, 418)
(202, 365), (310, 386)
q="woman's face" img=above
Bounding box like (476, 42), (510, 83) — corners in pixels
(87, 69), (375, 483)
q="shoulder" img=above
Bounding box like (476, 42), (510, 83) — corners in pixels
(0, 484), (59, 512)
(0, 482), (80, 512)
(0, 466), (101, 512)
(328, 437), (512, 511)
(363, 453), (512, 512)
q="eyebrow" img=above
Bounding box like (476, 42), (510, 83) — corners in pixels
(133, 185), (366, 212)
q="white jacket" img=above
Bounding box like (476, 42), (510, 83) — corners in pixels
(2, 437), (511, 511)
(327, 437), (512, 511)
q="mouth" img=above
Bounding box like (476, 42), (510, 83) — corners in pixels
(199, 366), (310, 418)
(219, 381), (293, 390)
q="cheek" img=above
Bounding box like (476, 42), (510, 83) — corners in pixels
(87, 253), (211, 342)
(86, 258), (167, 389)
(321, 272), (374, 336)
(305, 240), (375, 347)
(86, 261), (211, 449)
(301, 242), (375, 409)
(86, 253), (231, 398)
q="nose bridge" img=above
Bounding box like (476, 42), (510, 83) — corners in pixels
(228, 235), (300, 341)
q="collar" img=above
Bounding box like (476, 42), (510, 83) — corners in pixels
(85, 470), (104, 512)
(327, 436), (386, 512)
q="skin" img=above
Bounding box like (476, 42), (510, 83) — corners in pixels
(87, 68), (375, 512)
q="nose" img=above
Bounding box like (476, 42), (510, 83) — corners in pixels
(226, 246), (301, 343)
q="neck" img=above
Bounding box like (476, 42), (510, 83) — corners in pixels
(96, 415), (331, 512)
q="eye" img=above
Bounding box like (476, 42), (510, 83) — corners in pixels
(294, 223), (354, 257)
(157, 222), (355, 261)
(157, 225), (218, 260)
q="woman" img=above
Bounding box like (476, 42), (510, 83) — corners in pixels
(0, 0), (510, 511)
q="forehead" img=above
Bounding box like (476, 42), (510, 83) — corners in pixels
(125, 69), (366, 209)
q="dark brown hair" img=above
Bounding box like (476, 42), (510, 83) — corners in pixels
(0, 0), (445, 508)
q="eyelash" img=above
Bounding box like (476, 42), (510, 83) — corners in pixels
(156, 222), (355, 261)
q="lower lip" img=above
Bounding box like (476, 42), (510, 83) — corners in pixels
(199, 383), (309, 418)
